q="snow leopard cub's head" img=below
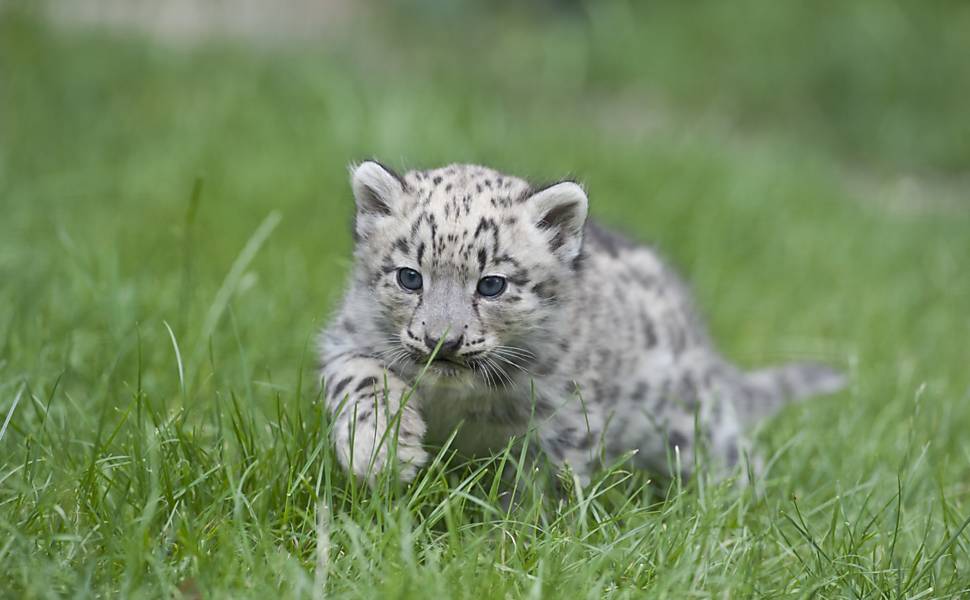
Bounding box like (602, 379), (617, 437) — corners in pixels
(347, 161), (588, 383)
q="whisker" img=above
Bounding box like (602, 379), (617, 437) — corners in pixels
(383, 349), (412, 372)
(491, 345), (537, 361)
(491, 343), (532, 353)
(490, 352), (530, 376)
(474, 360), (494, 389)
(491, 347), (531, 363)
(483, 356), (513, 389)
(483, 359), (500, 390)
(491, 347), (534, 371)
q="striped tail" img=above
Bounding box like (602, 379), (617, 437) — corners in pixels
(739, 361), (846, 426)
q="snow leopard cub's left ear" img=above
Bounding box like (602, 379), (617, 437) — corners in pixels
(349, 160), (407, 239)
(526, 181), (589, 263)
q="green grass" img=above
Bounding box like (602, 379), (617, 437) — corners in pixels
(2, 3), (969, 597)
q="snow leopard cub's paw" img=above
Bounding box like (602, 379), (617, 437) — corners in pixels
(331, 379), (429, 484)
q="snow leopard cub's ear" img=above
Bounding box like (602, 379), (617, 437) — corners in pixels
(525, 181), (589, 263)
(349, 160), (406, 239)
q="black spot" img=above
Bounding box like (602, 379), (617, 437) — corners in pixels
(595, 348), (611, 371)
(654, 380), (672, 411)
(570, 248), (588, 272)
(343, 319), (357, 334)
(710, 398), (723, 419)
(545, 438), (565, 461)
(532, 396), (554, 416)
(553, 427), (577, 452)
(394, 238), (410, 254)
(331, 376), (354, 398)
(429, 219), (439, 255)
(433, 176), (442, 185)
(668, 430), (689, 450)
(477, 248), (487, 272)
(631, 269), (658, 289)
(416, 242), (426, 265)
(675, 376), (700, 411)
(666, 321), (687, 356)
(493, 254), (522, 269)
(643, 316), (657, 348)
(508, 269), (530, 286)
(531, 280), (556, 301)
(473, 217), (489, 238)
(726, 443), (740, 467)
(445, 183), (453, 192)
(585, 221), (637, 257)
(354, 377), (379, 393)
(631, 381), (649, 402)
(592, 377), (607, 402)
(322, 350), (371, 363)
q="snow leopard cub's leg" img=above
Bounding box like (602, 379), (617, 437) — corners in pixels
(658, 364), (756, 483)
(321, 352), (428, 484)
(531, 394), (609, 489)
(532, 367), (754, 487)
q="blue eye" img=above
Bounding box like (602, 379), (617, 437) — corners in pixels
(477, 276), (507, 297)
(397, 268), (423, 291)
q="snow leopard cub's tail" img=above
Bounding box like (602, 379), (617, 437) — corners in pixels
(739, 361), (846, 426)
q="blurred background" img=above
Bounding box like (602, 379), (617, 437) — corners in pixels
(3, 0), (969, 392)
(3, 0), (968, 374)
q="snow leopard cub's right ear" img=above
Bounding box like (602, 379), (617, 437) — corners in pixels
(525, 181), (589, 264)
(349, 160), (407, 239)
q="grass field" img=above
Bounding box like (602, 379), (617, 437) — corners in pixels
(1, 2), (969, 597)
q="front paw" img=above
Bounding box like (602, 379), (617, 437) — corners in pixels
(333, 411), (428, 483)
(389, 437), (430, 482)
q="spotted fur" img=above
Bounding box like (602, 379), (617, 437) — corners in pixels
(318, 161), (845, 484)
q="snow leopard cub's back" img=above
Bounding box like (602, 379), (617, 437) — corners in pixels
(318, 161), (845, 484)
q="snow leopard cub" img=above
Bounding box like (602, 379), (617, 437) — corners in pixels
(318, 161), (844, 485)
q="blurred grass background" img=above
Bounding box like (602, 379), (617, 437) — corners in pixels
(1, 0), (969, 597)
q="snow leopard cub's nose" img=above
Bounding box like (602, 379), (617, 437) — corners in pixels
(423, 333), (464, 359)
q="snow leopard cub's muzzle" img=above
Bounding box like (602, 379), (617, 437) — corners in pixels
(398, 276), (483, 365)
(394, 271), (529, 383)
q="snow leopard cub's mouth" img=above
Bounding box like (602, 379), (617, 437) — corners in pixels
(405, 349), (531, 390)
(405, 350), (509, 384)
(408, 351), (471, 375)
